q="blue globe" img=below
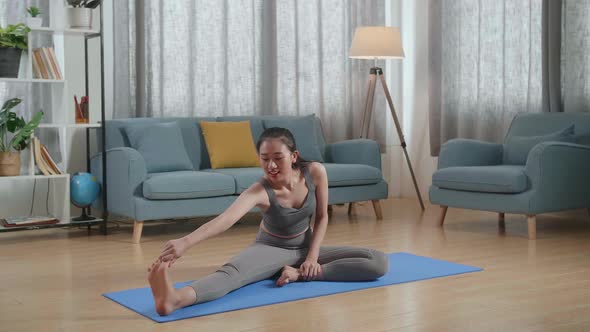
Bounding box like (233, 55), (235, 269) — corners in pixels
(70, 172), (101, 208)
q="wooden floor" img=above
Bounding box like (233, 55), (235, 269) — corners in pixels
(2, 198), (590, 332)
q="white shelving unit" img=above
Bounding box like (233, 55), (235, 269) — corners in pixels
(0, 0), (104, 232)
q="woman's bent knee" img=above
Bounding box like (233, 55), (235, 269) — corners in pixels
(369, 250), (389, 279)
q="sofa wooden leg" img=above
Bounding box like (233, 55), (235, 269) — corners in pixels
(527, 215), (536, 240)
(328, 205), (333, 218)
(498, 212), (506, 230)
(587, 208), (590, 218)
(438, 206), (448, 226)
(132, 221), (144, 244)
(371, 200), (383, 220)
(348, 203), (354, 216)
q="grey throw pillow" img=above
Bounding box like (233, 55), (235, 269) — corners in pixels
(264, 114), (324, 162)
(124, 122), (194, 173)
(503, 125), (576, 165)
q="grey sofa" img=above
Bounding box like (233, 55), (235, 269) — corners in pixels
(91, 115), (388, 242)
(430, 112), (590, 239)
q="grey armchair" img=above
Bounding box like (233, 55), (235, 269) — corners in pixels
(430, 112), (590, 239)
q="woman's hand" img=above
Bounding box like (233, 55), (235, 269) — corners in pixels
(299, 259), (322, 281)
(159, 237), (189, 266)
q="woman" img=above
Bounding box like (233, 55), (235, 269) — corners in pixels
(148, 127), (389, 316)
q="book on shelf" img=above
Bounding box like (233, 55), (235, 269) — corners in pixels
(0, 216), (58, 227)
(33, 137), (62, 175)
(31, 47), (62, 80)
(40, 144), (62, 175)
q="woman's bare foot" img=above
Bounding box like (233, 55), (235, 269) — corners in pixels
(276, 265), (301, 287)
(148, 259), (181, 316)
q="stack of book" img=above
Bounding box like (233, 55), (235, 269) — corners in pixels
(31, 47), (63, 80)
(0, 216), (58, 228)
(33, 137), (62, 176)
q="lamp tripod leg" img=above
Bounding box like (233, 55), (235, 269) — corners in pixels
(360, 71), (378, 138)
(378, 72), (425, 211)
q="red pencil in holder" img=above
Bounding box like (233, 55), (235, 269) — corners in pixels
(74, 95), (89, 124)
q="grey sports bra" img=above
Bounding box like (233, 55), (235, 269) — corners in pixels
(260, 166), (316, 237)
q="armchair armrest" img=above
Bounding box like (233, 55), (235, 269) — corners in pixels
(525, 142), (590, 212)
(325, 139), (381, 170)
(438, 139), (503, 169)
(90, 147), (148, 219)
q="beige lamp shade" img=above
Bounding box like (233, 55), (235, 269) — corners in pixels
(349, 26), (404, 59)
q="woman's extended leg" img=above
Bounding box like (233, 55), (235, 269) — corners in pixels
(148, 243), (303, 315)
(276, 246), (389, 285)
(148, 259), (197, 316)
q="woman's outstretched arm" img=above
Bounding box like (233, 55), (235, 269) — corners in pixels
(159, 182), (266, 263)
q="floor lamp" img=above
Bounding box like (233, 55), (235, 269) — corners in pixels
(349, 26), (425, 211)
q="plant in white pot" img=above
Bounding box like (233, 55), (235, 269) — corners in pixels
(0, 23), (31, 78)
(66, 0), (101, 29)
(26, 6), (43, 28)
(0, 98), (43, 176)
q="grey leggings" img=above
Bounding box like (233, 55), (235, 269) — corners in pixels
(189, 228), (389, 304)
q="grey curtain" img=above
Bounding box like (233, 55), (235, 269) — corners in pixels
(114, 0), (387, 145)
(561, 0), (590, 113)
(429, 0), (544, 156)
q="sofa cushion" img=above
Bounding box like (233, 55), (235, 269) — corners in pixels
(432, 165), (528, 193)
(323, 163), (382, 187)
(264, 114), (324, 162)
(203, 167), (264, 193)
(503, 124), (575, 165)
(200, 121), (260, 169)
(124, 121), (194, 173)
(217, 116), (265, 143)
(143, 171), (236, 200)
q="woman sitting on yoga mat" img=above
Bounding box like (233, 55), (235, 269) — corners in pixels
(148, 127), (389, 316)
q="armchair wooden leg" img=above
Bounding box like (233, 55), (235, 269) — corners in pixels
(132, 221), (144, 244)
(371, 200), (383, 220)
(587, 208), (590, 218)
(328, 205), (333, 218)
(527, 215), (536, 240)
(438, 206), (448, 226)
(348, 203), (354, 216)
(498, 212), (506, 230)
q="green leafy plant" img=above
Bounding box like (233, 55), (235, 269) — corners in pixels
(26, 6), (42, 17)
(0, 23), (31, 50)
(66, 0), (101, 9)
(0, 98), (43, 152)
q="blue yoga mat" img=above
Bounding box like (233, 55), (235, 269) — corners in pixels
(103, 252), (482, 323)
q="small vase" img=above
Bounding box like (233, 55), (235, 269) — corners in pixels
(68, 8), (93, 29)
(0, 151), (21, 176)
(27, 17), (43, 28)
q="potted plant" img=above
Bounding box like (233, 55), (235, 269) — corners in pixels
(0, 23), (31, 78)
(26, 6), (43, 28)
(66, 0), (101, 29)
(0, 98), (43, 176)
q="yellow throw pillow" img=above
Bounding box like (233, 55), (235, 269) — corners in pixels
(200, 121), (260, 169)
